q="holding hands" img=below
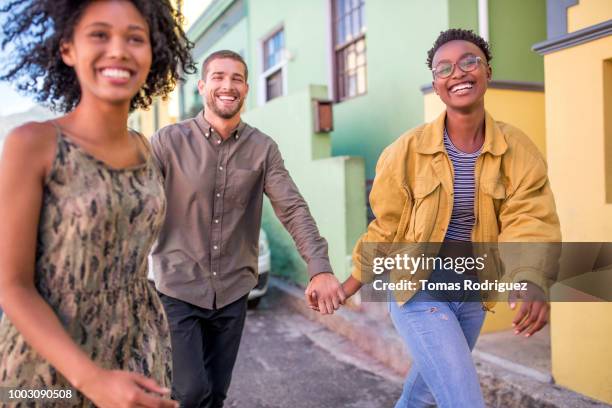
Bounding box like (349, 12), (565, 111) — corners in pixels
(304, 273), (363, 314)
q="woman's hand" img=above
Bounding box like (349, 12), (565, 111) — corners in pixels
(509, 282), (549, 338)
(79, 368), (178, 408)
(341, 275), (363, 299)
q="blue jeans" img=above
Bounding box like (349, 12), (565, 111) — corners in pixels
(389, 270), (486, 408)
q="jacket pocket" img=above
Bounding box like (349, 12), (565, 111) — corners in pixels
(395, 183), (414, 242)
(481, 179), (507, 235)
(481, 180), (506, 199)
(481, 179), (506, 212)
(408, 177), (441, 242)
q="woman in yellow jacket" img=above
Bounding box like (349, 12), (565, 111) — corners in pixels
(340, 29), (561, 408)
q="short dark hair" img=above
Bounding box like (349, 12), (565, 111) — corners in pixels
(201, 50), (248, 81)
(426, 28), (492, 69)
(0, 0), (196, 113)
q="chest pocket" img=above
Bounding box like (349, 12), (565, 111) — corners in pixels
(227, 168), (263, 208)
(480, 179), (507, 237)
(407, 177), (442, 242)
(481, 180), (507, 213)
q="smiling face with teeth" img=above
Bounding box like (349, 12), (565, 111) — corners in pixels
(198, 58), (249, 121)
(59, 1), (152, 109)
(431, 40), (491, 113)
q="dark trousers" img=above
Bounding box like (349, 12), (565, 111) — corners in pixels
(159, 293), (248, 408)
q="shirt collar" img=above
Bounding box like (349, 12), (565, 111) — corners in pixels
(195, 109), (246, 141)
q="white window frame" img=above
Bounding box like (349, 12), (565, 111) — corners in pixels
(325, 0), (334, 101)
(330, 0), (367, 102)
(258, 25), (288, 105)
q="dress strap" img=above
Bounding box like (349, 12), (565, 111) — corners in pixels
(50, 120), (63, 139)
(49, 120), (69, 152)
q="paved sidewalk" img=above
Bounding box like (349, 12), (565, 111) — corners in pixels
(225, 285), (401, 408)
(270, 277), (612, 408)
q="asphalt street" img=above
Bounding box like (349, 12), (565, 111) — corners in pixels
(225, 286), (402, 408)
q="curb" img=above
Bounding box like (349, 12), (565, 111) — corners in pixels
(271, 276), (411, 376)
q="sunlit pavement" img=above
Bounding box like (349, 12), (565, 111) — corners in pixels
(225, 287), (402, 408)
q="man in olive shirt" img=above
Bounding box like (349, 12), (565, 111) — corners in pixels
(150, 50), (345, 407)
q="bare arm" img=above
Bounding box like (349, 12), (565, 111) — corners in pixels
(0, 123), (175, 408)
(0, 123), (99, 386)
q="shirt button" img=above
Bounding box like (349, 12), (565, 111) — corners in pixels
(213, 271), (217, 276)
(217, 140), (221, 144)
(219, 166), (223, 170)
(216, 193), (220, 197)
(213, 245), (218, 250)
(205, 132), (209, 137)
(214, 219), (219, 223)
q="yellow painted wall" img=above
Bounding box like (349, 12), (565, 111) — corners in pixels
(423, 87), (546, 157)
(135, 98), (177, 138)
(423, 87), (546, 333)
(606, 59), (612, 204)
(543, 32), (612, 403)
(544, 36), (612, 242)
(567, 0), (612, 33)
(159, 99), (175, 129)
(138, 109), (154, 138)
(551, 303), (612, 403)
(479, 303), (516, 333)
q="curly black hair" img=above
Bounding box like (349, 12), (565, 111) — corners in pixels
(426, 28), (492, 69)
(0, 0), (196, 112)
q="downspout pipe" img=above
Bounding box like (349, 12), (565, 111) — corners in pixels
(478, 0), (489, 41)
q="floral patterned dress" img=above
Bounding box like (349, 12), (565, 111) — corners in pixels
(0, 124), (170, 407)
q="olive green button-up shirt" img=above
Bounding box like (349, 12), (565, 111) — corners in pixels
(150, 111), (331, 309)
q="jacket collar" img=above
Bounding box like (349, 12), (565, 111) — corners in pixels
(415, 110), (508, 156)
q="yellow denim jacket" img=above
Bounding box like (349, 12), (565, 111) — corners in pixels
(352, 111), (561, 309)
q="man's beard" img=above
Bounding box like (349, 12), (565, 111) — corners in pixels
(205, 94), (244, 119)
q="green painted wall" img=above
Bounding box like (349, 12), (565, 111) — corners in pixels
(244, 86), (366, 283)
(244, 0), (451, 180)
(184, 0), (547, 178)
(440, 0), (546, 83)
(247, 0), (329, 99)
(488, 0), (546, 82)
(242, 2), (371, 281)
(448, 0), (479, 31)
(331, 0), (449, 179)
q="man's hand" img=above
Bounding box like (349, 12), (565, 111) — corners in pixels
(509, 282), (549, 338)
(304, 272), (346, 315)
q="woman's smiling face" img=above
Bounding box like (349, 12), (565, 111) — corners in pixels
(431, 40), (491, 112)
(60, 0), (152, 108)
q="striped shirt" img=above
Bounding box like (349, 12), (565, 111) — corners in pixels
(443, 128), (482, 241)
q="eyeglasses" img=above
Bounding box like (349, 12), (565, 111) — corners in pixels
(432, 55), (484, 79)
